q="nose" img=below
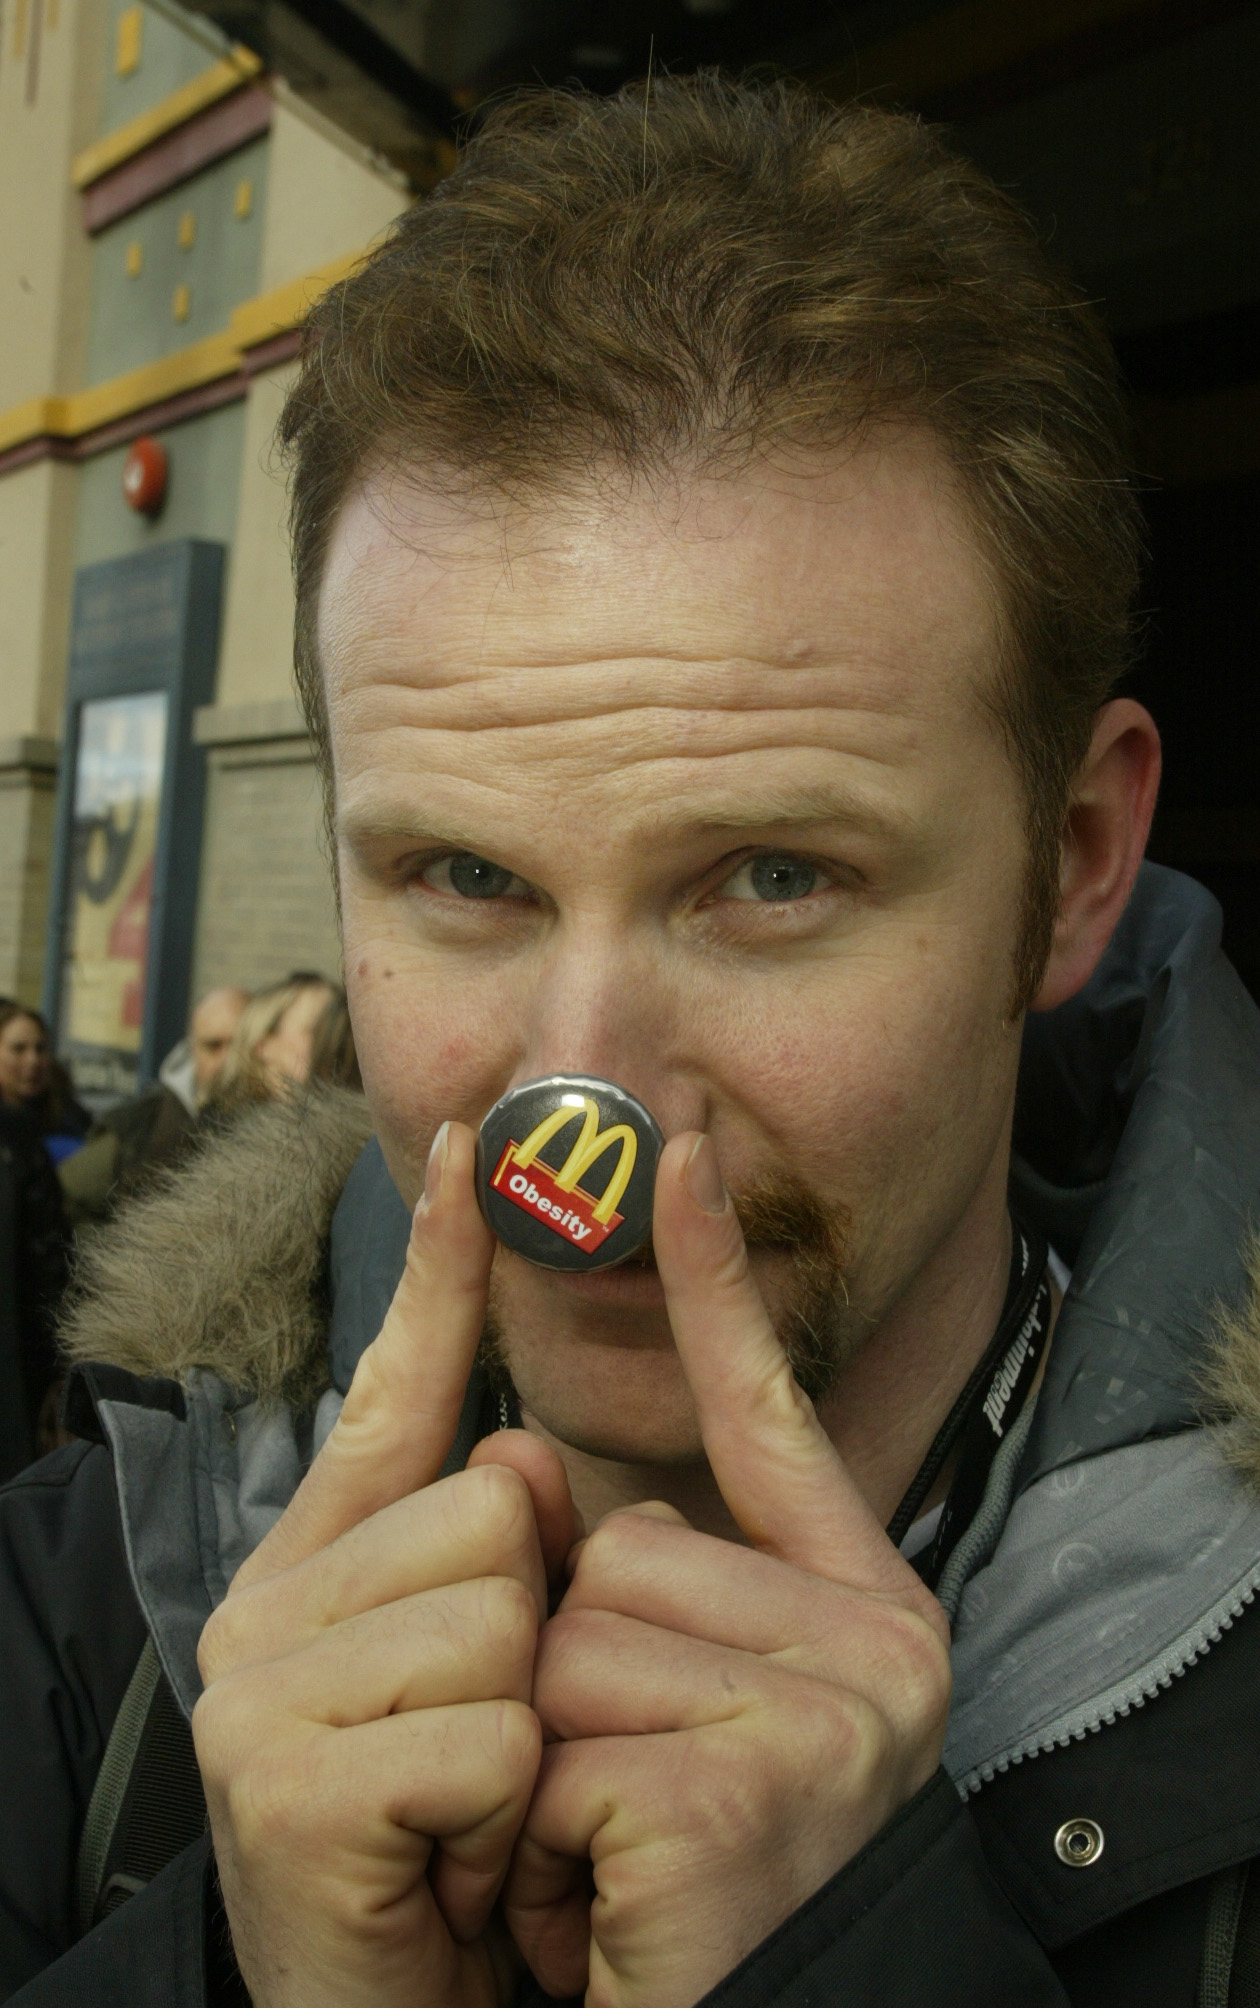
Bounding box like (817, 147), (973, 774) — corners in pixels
(507, 923), (708, 1139)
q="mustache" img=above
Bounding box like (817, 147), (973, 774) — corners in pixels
(734, 1172), (856, 1403)
(619, 1168), (849, 1268)
(617, 1168), (856, 1405)
(482, 1165), (858, 1410)
(733, 1171), (850, 1265)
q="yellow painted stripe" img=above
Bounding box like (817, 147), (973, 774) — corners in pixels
(71, 47), (263, 190)
(0, 398), (66, 457)
(227, 250), (366, 349)
(818, 0), (1155, 103)
(0, 254), (361, 457)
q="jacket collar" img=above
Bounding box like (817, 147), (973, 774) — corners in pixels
(1012, 863), (1260, 1490)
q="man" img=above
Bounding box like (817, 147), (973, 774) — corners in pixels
(4, 76), (1260, 2007)
(58, 986), (249, 1224)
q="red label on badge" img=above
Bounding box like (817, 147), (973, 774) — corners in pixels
(491, 1142), (624, 1253)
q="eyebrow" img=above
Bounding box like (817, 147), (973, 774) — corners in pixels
(673, 777), (914, 842)
(341, 779), (913, 859)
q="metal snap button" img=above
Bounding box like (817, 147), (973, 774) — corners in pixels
(1054, 1817), (1104, 1867)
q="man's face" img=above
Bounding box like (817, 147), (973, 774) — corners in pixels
(322, 435), (1031, 1464)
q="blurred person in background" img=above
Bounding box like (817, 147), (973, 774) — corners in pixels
(206, 973), (336, 1119)
(59, 988), (250, 1228)
(308, 986), (362, 1091)
(0, 1003), (90, 1165)
(0, 1096), (71, 1481)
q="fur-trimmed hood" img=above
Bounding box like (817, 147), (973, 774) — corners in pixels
(60, 1087), (372, 1410)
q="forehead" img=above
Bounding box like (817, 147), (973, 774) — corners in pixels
(193, 1003), (235, 1038)
(2, 1016), (41, 1041)
(317, 434), (1001, 731)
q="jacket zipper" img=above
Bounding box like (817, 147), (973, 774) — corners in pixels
(958, 1556), (1260, 1799)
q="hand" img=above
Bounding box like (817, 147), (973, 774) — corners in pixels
(193, 1123), (579, 2008)
(504, 1133), (951, 2008)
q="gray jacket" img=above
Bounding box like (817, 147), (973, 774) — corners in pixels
(19, 859), (1260, 2005)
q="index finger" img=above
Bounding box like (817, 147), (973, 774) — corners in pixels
(653, 1132), (938, 1618)
(234, 1120), (493, 1589)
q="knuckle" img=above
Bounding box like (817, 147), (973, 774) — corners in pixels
(772, 1681), (895, 1806)
(459, 1460), (534, 1554)
(532, 1610), (607, 1724)
(574, 1511), (643, 1584)
(879, 1606), (953, 1729)
(197, 1579), (278, 1684)
(492, 1698), (543, 1787)
(682, 1732), (783, 1857)
(197, 1596), (244, 1684)
(195, 1683), (328, 1862)
(192, 1662), (278, 1784)
(480, 1573), (538, 1654)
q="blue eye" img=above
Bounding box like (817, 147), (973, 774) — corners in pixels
(723, 854), (822, 903)
(423, 852), (529, 899)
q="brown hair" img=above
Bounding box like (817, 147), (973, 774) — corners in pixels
(280, 73), (1143, 1005)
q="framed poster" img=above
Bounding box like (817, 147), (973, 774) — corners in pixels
(44, 542), (225, 1105)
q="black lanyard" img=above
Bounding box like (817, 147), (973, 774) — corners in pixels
(886, 1218), (1052, 1591)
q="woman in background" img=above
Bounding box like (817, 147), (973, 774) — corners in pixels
(205, 973), (337, 1119)
(0, 1002), (90, 1164)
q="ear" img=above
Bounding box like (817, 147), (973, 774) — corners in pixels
(1031, 698), (1162, 1014)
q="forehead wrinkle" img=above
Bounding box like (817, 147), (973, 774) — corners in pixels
(335, 710), (927, 790)
(339, 734), (924, 852)
(327, 660), (962, 747)
(322, 577), (986, 715)
(325, 630), (976, 702)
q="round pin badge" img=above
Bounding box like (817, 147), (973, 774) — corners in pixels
(475, 1075), (664, 1271)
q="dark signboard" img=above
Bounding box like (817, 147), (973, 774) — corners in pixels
(44, 541), (225, 1104)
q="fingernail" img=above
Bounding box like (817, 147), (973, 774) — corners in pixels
(423, 1122), (450, 1206)
(685, 1134), (728, 1215)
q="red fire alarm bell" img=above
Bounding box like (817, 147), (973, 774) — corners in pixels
(122, 435), (168, 516)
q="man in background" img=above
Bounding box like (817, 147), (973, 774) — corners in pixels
(59, 987), (249, 1226)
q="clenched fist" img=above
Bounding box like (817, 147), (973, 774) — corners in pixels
(504, 1133), (952, 2008)
(193, 1123), (579, 2008)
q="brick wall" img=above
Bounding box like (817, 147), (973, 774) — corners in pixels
(192, 734), (341, 996)
(0, 746), (59, 1004)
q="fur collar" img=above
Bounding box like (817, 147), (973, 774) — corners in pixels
(59, 1085), (1260, 1489)
(1200, 1242), (1260, 1489)
(60, 1087), (372, 1409)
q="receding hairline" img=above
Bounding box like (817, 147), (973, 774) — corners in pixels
(312, 418), (1008, 694)
(279, 74), (1143, 1007)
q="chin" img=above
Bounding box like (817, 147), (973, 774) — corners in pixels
(488, 1261), (709, 1463)
(516, 1354), (710, 1465)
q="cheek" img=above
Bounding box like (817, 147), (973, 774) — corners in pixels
(696, 913), (1017, 1213)
(346, 952), (528, 1208)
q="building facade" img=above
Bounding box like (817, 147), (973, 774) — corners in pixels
(3, 0), (1259, 1088)
(0, 0), (406, 1090)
